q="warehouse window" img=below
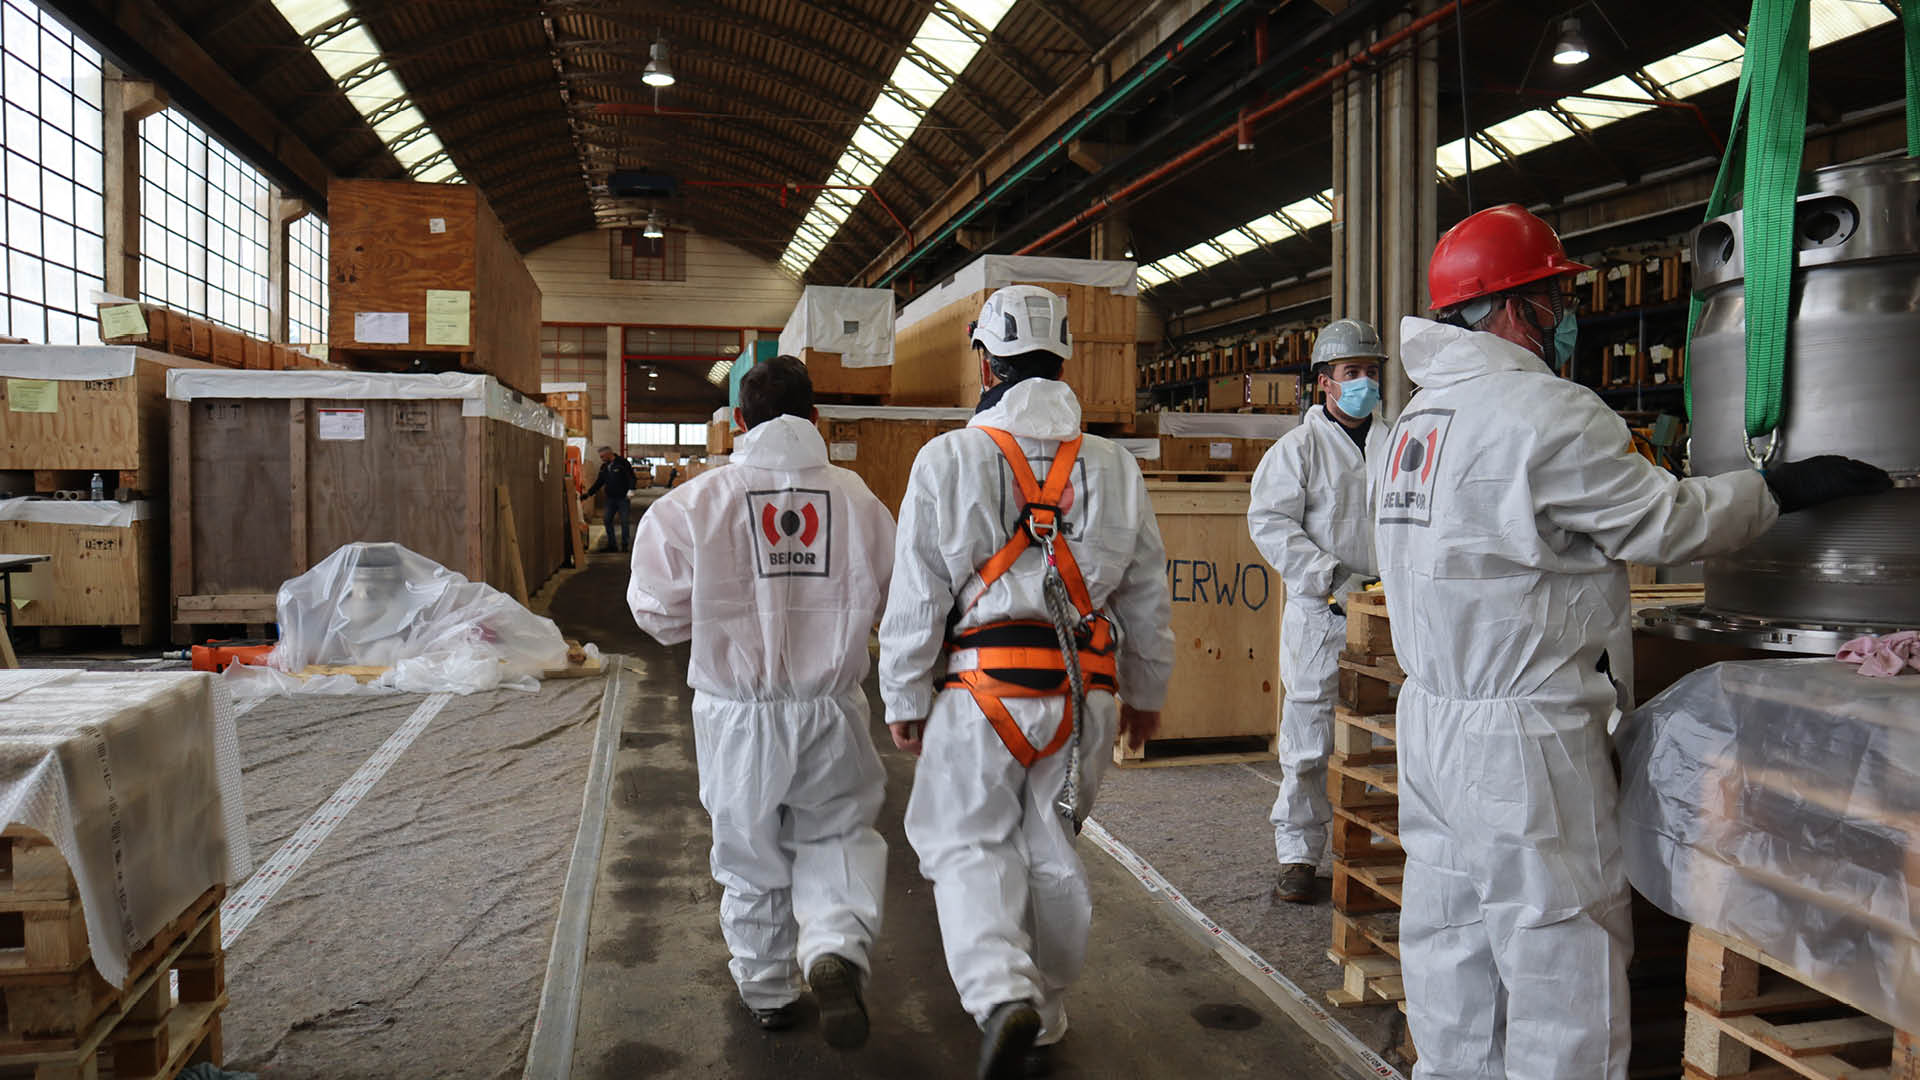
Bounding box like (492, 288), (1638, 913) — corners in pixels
(609, 228), (686, 282)
(542, 323), (609, 419)
(622, 326), (741, 359)
(622, 422), (707, 448)
(287, 212), (327, 345)
(138, 108), (272, 336)
(0, 0), (105, 344)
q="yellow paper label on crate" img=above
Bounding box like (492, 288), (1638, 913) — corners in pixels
(6, 379), (57, 413)
(425, 290), (471, 347)
(99, 303), (148, 339)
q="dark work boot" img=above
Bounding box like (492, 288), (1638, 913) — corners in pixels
(807, 954), (870, 1049)
(744, 998), (801, 1032)
(978, 1001), (1042, 1080)
(1274, 862), (1317, 904)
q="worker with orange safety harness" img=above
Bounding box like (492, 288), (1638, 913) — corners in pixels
(880, 284), (1174, 1080)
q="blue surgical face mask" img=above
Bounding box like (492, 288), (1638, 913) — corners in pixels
(1553, 309), (1578, 367)
(1335, 376), (1381, 418)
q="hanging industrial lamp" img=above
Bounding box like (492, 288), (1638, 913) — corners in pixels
(642, 211), (664, 239)
(642, 37), (675, 87)
(1552, 17), (1590, 65)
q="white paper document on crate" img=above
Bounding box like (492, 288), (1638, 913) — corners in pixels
(0, 670), (251, 987)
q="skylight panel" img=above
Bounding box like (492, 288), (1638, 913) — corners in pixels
(1281, 194), (1334, 231)
(1643, 35), (1743, 98)
(1810, 0), (1895, 45)
(1482, 109), (1576, 155)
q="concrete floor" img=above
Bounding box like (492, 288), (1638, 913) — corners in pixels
(547, 553), (1369, 1079)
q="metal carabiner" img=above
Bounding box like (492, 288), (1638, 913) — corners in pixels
(1744, 431), (1781, 471)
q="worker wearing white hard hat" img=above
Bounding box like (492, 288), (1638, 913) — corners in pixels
(1246, 317), (1392, 904)
(1380, 204), (1888, 1078)
(881, 283), (1174, 1079)
(626, 356), (896, 1050)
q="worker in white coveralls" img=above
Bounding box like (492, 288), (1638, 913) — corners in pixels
(1246, 317), (1392, 905)
(880, 284), (1174, 1080)
(1378, 203), (1892, 1078)
(625, 355), (896, 1049)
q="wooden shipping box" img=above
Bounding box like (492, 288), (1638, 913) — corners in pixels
(1207, 376), (1246, 412)
(1249, 373), (1299, 409)
(815, 407), (971, 518)
(169, 377), (565, 631)
(0, 346), (217, 491)
(891, 257), (1137, 423)
(1146, 481), (1283, 744)
(326, 178), (543, 397)
(1156, 436), (1270, 473)
(801, 348), (891, 398)
(706, 419), (733, 455)
(543, 387), (590, 437)
(0, 516), (164, 643)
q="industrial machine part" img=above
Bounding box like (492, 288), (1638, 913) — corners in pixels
(1686, 158), (1920, 632)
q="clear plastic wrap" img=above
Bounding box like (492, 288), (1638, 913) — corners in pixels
(228, 542), (570, 698)
(0, 670), (252, 987)
(1618, 658), (1920, 1028)
(778, 285), (896, 368)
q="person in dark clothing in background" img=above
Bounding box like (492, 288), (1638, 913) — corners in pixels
(585, 446), (638, 552)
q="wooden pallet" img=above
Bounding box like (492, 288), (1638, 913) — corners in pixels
(1112, 732), (1275, 768)
(1327, 910), (1405, 1008)
(1343, 592), (1392, 656)
(1328, 708), (1401, 862)
(1683, 926), (1915, 1080)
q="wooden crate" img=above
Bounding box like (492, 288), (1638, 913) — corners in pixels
(814, 407), (970, 518)
(1248, 373), (1299, 411)
(650, 464), (671, 487)
(0, 347), (216, 493)
(167, 374), (565, 636)
(326, 178), (542, 397)
(1206, 376), (1245, 412)
(1118, 481), (1281, 765)
(800, 347), (890, 399)
(1683, 926), (1917, 1080)
(93, 305), (192, 356)
(891, 256), (1137, 424)
(1157, 437), (1270, 473)
(542, 384), (590, 438)
(207, 327), (244, 370)
(0, 514), (164, 645)
(706, 418), (733, 456)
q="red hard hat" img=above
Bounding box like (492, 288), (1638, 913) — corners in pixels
(1427, 204), (1590, 311)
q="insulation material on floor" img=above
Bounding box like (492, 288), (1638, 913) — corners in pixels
(222, 677), (601, 1078)
(0, 669), (249, 985)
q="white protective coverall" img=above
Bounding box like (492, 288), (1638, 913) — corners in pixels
(1373, 318), (1779, 1078)
(1248, 403), (1390, 869)
(627, 414), (896, 1010)
(880, 378), (1174, 1045)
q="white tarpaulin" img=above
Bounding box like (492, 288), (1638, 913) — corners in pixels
(1154, 412), (1302, 440)
(0, 670), (251, 987)
(226, 542), (572, 698)
(896, 255), (1138, 331)
(779, 286), (896, 368)
(165, 370), (564, 439)
(0, 498), (150, 527)
(1618, 659), (1920, 1031)
(814, 404), (974, 422)
(0, 345), (142, 381)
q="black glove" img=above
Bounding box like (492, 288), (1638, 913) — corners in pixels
(1764, 455), (1893, 514)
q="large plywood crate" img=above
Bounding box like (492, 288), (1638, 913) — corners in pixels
(814, 406), (971, 518)
(0, 346), (218, 497)
(1117, 481), (1283, 766)
(780, 286), (895, 400)
(542, 381), (590, 438)
(0, 504), (166, 645)
(326, 178), (542, 397)
(166, 371), (565, 636)
(892, 255), (1137, 424)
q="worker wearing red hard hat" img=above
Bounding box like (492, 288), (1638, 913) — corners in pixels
(1372, 204), (1887, 1078)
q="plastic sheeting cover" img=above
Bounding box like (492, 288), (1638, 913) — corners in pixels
(0, 670), (251, 987)
(1618, 658), (1920, 1029)
(0, 345), (140, 381)
(779, 286), (897, 368)
(163, 371), (564, 439)
(230, 542), (571, 697)
(0, 498), (149, 527)
(896, 255), (1138, 331)
(814, 404), (974, 422)
(1155, 412), (1303, 440)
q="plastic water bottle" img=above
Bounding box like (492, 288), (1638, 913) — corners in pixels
(90, 472), (104, 501)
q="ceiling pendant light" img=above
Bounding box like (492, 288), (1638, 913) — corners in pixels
(1552, 17), (1590, 65)
(642, 211), (664, 239)
(642, 37), (675, 87)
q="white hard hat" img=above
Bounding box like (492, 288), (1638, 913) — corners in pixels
(971, 285), (1072, 361)
(1311, 318), (1388, 369)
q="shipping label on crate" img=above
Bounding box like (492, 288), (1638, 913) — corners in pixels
(392, 404), (433, 433)
(353, 311), (409, 344)
(317, 408), (367, 441)
(425, 290), (471, 347)
(1208, 441), (1233, 460)
(829, 442), (858, 462)
(746, 488), (833, 578)
(1165, 557), (1272, 609)
(6, 378), (57, 413)
(98, 303), (148, 339)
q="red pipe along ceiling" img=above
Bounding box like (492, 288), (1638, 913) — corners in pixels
(1014, 0), (1483, 257)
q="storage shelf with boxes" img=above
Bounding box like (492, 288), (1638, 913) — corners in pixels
(892, 255), (1138, 424)
(325, 178), (543, 398)
(164, 370), (565, 638)
(781, 286), (896, 402)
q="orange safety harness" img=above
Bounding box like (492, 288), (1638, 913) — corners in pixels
(941, 427), (1117, 768)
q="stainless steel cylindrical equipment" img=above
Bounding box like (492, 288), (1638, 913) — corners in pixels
(1689, 158), (1920, 630)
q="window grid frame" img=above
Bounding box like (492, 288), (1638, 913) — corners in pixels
(541, 323), (609, 420)
(608, 228), (687, 282)
(288, 211), (327, 345)
(136, 106), (272, 337)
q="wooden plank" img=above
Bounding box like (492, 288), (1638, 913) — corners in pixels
(168, 397), (191, 639)
(174, 593), (276, 612)
(465, 417), (487, 582)
(287, 402), (307, 573)
(494, 484), (529, 606)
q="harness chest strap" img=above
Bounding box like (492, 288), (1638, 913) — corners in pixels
(945, 426), (1110, 768)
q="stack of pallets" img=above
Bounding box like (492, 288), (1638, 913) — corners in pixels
(1325, 590), (1407, 1013)
(1684, 925), (1915, 1080)
(0, 829), (228, 1080)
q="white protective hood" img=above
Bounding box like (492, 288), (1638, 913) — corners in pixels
(1398, 315), (1552, 390)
